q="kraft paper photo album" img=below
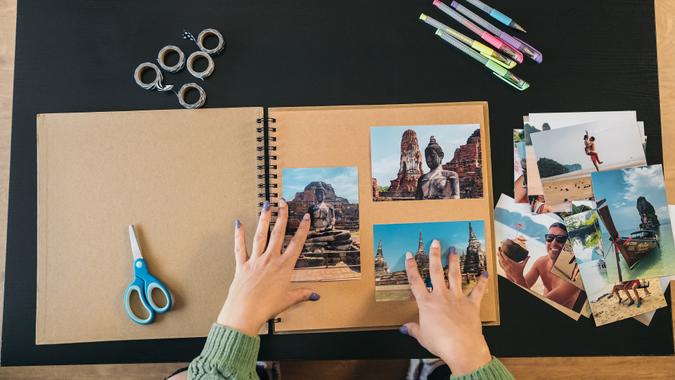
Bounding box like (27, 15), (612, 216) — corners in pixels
(36, 102), (499, 344)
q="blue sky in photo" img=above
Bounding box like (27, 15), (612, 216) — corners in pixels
(370, 124), (479, 185)
(591, 165), (670, 232)
(282, 166), (359, 203)
(373, 220), (485, 272)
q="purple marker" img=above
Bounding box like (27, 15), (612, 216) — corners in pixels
(451, 1), (542, 63)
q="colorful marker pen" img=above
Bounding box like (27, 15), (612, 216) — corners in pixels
(432, 0), (523, 64)
(419, 13), (516, 69)
(451, 1), (542, 63)
(434, 29), (529, 91)
(465, 0), (526, 33)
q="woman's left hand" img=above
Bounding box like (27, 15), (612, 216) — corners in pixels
(216, 198), (319, 336)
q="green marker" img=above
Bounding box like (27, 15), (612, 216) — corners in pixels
(420, 13), (516, 69)
(434, 29), (529, 91)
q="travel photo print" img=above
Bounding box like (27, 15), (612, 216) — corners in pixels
(530, 120), (646, 206)
(370, 124), (483, 201)
(373, 220), (487, 302)
(591, 164), (675, 283)
(513, 129), (528, 204)
(494, 194), (587, 314)
(564, 210), (666, 327)
(281, 166), (361, 282)
(522, 111), (644, 212)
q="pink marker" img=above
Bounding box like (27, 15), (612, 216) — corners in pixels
(433, 0), (523, 63)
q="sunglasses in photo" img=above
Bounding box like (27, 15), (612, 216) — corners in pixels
(545, 234), (568, 243)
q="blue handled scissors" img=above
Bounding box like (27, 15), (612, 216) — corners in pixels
(124, 225), (173, 325)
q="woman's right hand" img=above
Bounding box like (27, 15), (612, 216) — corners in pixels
(216, 199), (319, 336)
(401, 240), (492, 376)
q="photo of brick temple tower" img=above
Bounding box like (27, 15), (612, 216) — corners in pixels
(414, 232), (430, 281)
(462, 222), (487, 282)
(371, 125), (483, 201)
(373, 220), (487, 301)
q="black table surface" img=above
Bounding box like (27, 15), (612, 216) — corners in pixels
(3, 0), (672, 366)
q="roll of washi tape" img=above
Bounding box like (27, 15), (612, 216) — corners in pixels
(133, 62), (173, 91)
(157, 45), (185, 72)
(186, 51), (215, 80)
(177, 82), (206, 109)
(196, 28), (225, 55)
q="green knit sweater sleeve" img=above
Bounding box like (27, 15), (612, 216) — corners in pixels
(450, 357), (514, 380)
(188, 324), (260, 380)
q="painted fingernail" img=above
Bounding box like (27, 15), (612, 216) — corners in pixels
(405, 252), (413, 260)
(399, 325), (409, 335)
(235, 219), (241, 229)
(309, 292), (320, 301)
(262, 201), (270, 212)
(303, 213), (310, 221)
(482, 271), (489, 278)
(431, 240), (440, 248)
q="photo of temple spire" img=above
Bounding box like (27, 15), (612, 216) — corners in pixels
(463, 222), (487, 279)
(374, 222), (486, 289)
(371, 125), (483, 201)
(414, 232), (430, 281)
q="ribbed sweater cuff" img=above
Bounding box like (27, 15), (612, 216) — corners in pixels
(450, 357), (514, 380)
(201, 323), (260, 366)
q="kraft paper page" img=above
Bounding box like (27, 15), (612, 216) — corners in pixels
(37, 107), (263, 344)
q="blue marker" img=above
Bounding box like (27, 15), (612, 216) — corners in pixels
(465, 0), (527, 33)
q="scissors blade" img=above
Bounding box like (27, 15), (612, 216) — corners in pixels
(128, 225), (144, 261)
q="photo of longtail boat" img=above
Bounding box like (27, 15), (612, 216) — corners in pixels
(591, 165), (675, 283)
(596, 199), (659, 280)
(565, 210), (667, 326)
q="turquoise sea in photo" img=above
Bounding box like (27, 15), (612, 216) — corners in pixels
(591, 165), (675, 282)
(602, 223), (675, 283)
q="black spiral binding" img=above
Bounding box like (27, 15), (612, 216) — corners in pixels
(256, 111), (278, 217)
(257, 111), (283, 332)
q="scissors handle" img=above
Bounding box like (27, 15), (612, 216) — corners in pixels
(143, 274), (173, 313)
(124, 277), (155, 325)
(124, 258), (173, 325)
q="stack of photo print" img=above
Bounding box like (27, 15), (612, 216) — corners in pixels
(502, 111), (672, 326)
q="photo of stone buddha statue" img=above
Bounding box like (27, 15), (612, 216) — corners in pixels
(370, 124), (483, 201)
(415, 136), (460, 200)
(282, 166), (361, 282)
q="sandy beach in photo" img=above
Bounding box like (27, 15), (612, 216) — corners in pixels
(590, 280), (666, 326)
(542, 177), (593, 205)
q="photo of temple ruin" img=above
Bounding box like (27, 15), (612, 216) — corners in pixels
(370, 124), (483, 201)
(282, 166), (361, 282)
(374, 220), (487, 302)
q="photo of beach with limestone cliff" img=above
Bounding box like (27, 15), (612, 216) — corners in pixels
(530, 121), (645, 205)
